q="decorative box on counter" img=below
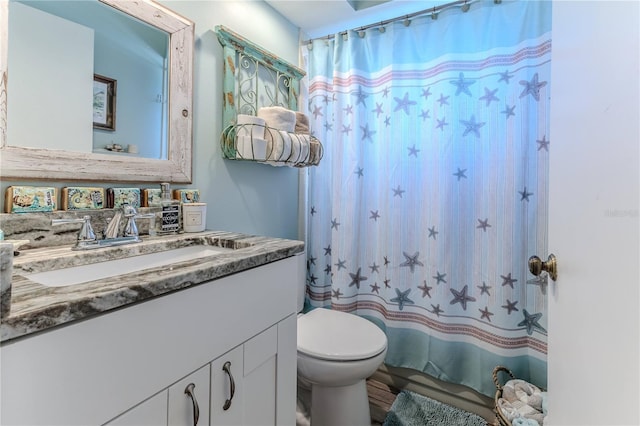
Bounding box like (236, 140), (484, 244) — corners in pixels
(142, 189), (162, 207)
(4, 186), (57, 213)
(173, 189), (200, 203)
(61, 187), (105, 210)
(106, 188), (141, 209)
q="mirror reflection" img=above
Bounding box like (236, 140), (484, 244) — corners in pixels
(7, 0), (169, 159)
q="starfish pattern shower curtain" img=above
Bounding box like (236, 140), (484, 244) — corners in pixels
(302, 1), (551, 396)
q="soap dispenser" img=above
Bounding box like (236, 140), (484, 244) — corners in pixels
(155, 183), (182, 235)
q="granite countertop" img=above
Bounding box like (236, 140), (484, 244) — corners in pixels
(1, 231), (304, 343)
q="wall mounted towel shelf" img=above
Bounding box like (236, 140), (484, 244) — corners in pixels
(215, 25), (322, 167)
(220, 124), (323, 167)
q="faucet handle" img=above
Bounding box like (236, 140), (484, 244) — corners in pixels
(52, 215), (97, 242)
(123, 204), (138, 217)
(123, 212), (155, 238)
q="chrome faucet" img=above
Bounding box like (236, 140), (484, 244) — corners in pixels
(52, 205), (154, 251)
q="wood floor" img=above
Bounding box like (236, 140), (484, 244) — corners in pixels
(301, 378), (490, 425)
(367, 378), (400, 425)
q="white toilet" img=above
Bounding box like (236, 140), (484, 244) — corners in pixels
(296, 253), (388, 426)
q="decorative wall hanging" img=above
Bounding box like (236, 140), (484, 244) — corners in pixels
(92, 74), (116, 131)
(215, 25), (322, 167)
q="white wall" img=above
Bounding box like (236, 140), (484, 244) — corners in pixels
(7, 2), (93, 153)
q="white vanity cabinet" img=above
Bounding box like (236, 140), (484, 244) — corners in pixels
(0, 255), (300, 426)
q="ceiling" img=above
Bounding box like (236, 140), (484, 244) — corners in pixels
(264, 0), (450, 40)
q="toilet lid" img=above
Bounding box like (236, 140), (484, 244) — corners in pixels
(297, 308), (387, 361)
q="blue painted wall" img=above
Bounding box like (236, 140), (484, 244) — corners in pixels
(1, 1), (303, 241)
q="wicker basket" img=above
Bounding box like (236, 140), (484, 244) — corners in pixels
(492, 365), (516, 426)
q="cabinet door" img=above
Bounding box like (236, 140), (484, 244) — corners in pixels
(275, 314), (297, 426)
(243, 325), (278, 426)
(104, 391), (168, 426)
(211, 324), (279, 426)
(168, 365), (211, 426)
(211, 345), (244, 425)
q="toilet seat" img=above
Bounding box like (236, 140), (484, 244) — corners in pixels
(297, 308), (387, 361)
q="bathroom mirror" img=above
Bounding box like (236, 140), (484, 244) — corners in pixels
(0, 0), (194, 183)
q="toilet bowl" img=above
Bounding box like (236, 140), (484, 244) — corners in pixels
(297, 307), (387, 426)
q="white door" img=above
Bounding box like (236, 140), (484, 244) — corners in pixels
(548, 2), (639, 425)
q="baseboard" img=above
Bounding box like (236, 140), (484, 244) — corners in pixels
(371, 364), (496, 423)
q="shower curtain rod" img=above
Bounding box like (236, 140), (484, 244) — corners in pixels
(302, 0), (499, 45)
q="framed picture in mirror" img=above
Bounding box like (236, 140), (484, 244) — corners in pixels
(93, 74), (116, 130)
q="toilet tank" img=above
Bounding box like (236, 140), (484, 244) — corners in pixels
(295, 251), (306, 313)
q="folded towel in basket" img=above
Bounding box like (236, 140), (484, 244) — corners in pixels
(265, 130), (293, 166)
(498, 397), (545, 425)
(499, 378), (545, 425)
(497, 398), (520, 420)
(498, 398), (545, 425)
(259, 106), (296, 165)
(512, 417), (540, 426)
(295, 111), (310, 134)
(258, 106), (296, 133)
(503, 379), (543, 412)
(309, 138), (321, 165)
(289, 133), (310, 165)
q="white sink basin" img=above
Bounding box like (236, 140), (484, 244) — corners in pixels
(25, 245), (228, 287)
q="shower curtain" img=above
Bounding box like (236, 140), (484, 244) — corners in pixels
(303, 0), (551, 396)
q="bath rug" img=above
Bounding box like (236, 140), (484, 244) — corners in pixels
(383, 390), (487, 426)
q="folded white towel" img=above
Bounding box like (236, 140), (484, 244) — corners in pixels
(265, 130), (293, 166)
(278, 131), (293, 162)
(236, 135), (267, 161)
(258, 106), (296, 133)
(289, 133), (310, 165)
(259, 107), (296, 166)
(236, 114), (266, 139)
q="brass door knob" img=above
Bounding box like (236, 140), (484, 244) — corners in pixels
(528, 254), (557, 281)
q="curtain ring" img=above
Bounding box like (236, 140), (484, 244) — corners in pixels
(431, 7), (438, 20)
